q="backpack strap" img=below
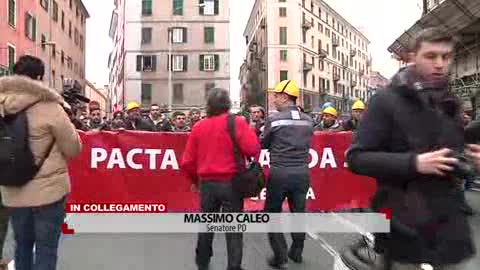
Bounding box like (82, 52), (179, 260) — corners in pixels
(36, 138), (56, 171)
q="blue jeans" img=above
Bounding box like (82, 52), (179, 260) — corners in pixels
(10, 197), (65, 270)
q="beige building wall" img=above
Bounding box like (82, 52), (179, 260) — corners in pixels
(120, 0), (230, 111)
(36, 0), (88, 92)
(243, 0), (372, 113)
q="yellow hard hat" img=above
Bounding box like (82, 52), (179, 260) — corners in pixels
(323, 107), (338, 117)
(352, 100), (366, 110)
(268, 80), (300, 98)
(127, 101), (140, 111)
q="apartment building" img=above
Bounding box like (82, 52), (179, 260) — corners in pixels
(108, 0), (230, 111)
(0, 0), (89, 91)
(242, 0), (372, 113)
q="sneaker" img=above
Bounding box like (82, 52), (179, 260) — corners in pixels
(267, 257), (288, 269)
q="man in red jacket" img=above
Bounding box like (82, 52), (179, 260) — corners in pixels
(181, 88), (261, 270)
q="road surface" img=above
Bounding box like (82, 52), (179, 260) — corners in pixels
(4, 191), (480, 269)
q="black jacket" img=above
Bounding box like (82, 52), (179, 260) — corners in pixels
(346, 68), (475, 265)
(145, 117), (171, 132)
(261, 105), (314, 168)
(125, 118), (154, 131)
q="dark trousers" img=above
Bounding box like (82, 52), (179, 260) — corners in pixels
(264, 167), (310, 262)
(196, 181), (244, 270)
(0, 202), (9, 262)
(10, 197), (66, 270)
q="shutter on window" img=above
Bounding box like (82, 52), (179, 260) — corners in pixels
(25, 14), (29, 38)
(199, 55), (204, 71)
(136, 55), (142, 71)
(183, 56), (188, 71)
(182, 27), (187, 43)
(214, 55), (219, 71)
(214, 0), (219, 15)
(32, 17), (37, 41)
(199, 0), (204, 15)
(152, 55), (157, 71)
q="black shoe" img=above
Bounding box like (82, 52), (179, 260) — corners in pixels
(288, 248), (303, 263)
(268, 257), (288, 269)
(461, 203), (475, 216)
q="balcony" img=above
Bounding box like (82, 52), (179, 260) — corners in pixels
(350, 49), (357, 57)
(351, 80), (357, 87)
(332, 37), (339, 47)
(303, 62), (313, 72)
(333, 73), (340, 81)
(302, 20), (313, 30)
(318, 49), (327, 59)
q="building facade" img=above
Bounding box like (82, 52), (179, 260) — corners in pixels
(108, 0), (230, 112)
(389, 0), (480, 116)
(367, 71), (389, 96)
(241, 0), (372, 113)
(85, 81), (109, 114)
(0, 0), (88, 92)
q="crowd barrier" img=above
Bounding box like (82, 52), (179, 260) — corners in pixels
(67, 131), (377, 212)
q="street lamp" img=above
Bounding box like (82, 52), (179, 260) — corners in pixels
(168, 3), (206, 112)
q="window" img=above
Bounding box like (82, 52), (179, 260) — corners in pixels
(52, 70), (56, 87)
(280, 70), (288, 81)
(205, 83), (215, 99)
(8, 45), (15, 69)
(142, 0), (153, 16)
(69, 0), (72, 9)
(326, 28), (330, 37)
(25, 13), (37, 41)
(204, 55), (215, 71)
(74, 63), (78, 74)
(279, 27), (287, 45)
(318, 23), (323, 33)
(52, 1), (58, 21)
(173, 0), (183, 15)
(171, 27), (187, 43)
(61, 11), (65, 30)
(8, 0), (16, 27)
(81, 15), (84, 26)
(201, 0), (218, 16)
(141, 27), (152, 44)
(173, 83), (184, 104)
(279, 7), (287, 17)
(312, 75), (315, 88)
(320, 60), (324, 71)
(61, 50), (64, 65)
(74, 28), (79, 45)
(40, 0), (48, 11)
(76, 6), (79, 17)
(69, 21), (72, 38)
(311, 36), (314, 49)
(141, 83), (152, 105)
(41, 34), (46, 50)
(204, 27), (214, 43)
(169, 55), (188, 72)
(51, 44), (56, 59)
(80, 35), (84, 50)
(279, 0), (286, 2)
(136, 55), (157, 72)
(280, 50), (287, 61)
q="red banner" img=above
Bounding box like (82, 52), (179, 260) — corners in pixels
(67, 131), (377, 212)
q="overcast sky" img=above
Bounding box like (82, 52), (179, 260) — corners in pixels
(83, 0), (423, 100)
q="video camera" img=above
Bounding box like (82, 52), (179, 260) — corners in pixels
(62, 79), (90, 112)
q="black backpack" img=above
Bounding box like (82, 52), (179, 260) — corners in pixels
(0, 111), (54, 186)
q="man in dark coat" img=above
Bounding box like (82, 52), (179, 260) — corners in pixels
(124, 101), (154, 131)
(346, 28), (476, 269)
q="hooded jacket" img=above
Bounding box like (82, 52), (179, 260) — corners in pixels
(346, 67), (475, 265)
(0, 75), (82, 207)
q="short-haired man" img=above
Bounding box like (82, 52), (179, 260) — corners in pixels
(189, 108), (202, 128)
(347, 28), (477, 269)
(0, 55), (82, 270)
(146, 104), (168, 131)
(262, 80), (314, 269)
(169, 112), (191, 132)
(87, 108), (109, 131)
(182, 88), (260, 270)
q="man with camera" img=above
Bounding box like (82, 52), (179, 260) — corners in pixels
(346, 28), (476, 269)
